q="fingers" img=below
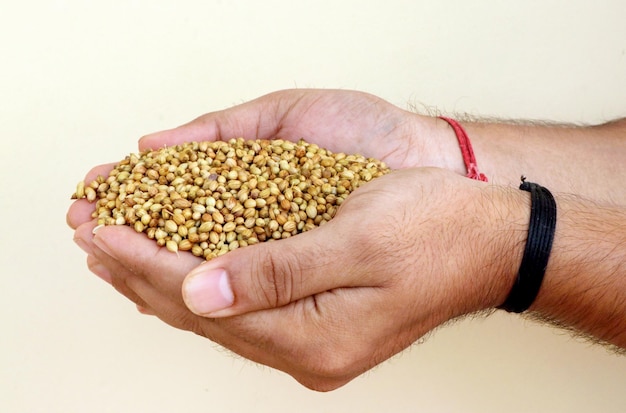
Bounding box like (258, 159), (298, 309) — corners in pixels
(84, 225), (271, 351)
(136, 304), (156, 315)
(91, 225), (204, 300)
(66, 200), (95, 229)
(72, 208), (413, 391)
(181, 214), (376, 318)
(87, 225), (200, 325)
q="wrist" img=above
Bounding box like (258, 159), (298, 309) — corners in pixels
(473, 185), (531, 311)
(421, 178), (530, 317)
(403, 113), (467, 174)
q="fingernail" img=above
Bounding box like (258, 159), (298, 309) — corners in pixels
(136, 304), (155, 315)
(183, 268), (234, 315)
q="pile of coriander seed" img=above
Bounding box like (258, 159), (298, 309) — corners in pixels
(73, 138), (390, 260)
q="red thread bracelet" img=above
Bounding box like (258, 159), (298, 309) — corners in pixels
(439, 117), (488, 182)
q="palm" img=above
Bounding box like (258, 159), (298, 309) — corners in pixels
(139, 89), (423, 169)
(267, 90), (411, 160)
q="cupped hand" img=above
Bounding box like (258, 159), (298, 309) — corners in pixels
(138, 89), (461, 172)
(70, 167), (524, 391)
(67, 89), (460, 232)
(67, 89), (494, 390)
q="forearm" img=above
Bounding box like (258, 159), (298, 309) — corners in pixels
(426, 115), (626, 345)
(465, 118), (626, 205)
(526, 194), (626, 348)
(420, 116), (626, 205)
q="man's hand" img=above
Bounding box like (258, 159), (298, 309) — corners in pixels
(65, 89), (519, 390)
(136, 88), (465, 173)
(67, 89), (626, 390)
(69, 167), (525, 391)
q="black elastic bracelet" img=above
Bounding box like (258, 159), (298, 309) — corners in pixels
(499, 176), (557, 313)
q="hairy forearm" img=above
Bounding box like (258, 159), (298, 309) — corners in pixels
(427, 115), (626, 345)
(520, 194), (626, 348)
(423, 117), (626, 205)
(466, 118), (626, 205)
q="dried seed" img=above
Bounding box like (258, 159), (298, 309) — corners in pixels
(223, 222), (236, 233)
(173, 198), (191, 209)
(212, 211), (225, 224)
(282, 220), (296, 233)
(74, 181), (85, 199)
(164, 220), (178, 234)
(85, 187), (96, 202)
(305, 204), (318, 219)
(178, 239), (192, 251)
(134, 221), (145, 233)
(166, 240), (179, 254)
(172, 212), (186, 226)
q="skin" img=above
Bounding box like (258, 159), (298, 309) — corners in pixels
(67, 89), (626, 391)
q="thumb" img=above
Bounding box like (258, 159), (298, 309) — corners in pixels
(181, 217), (363, 318)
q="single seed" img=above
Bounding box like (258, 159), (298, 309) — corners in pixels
(155, 228), (168, 240)
(305, 204), (318, 219)
(191, 244), (204, 256)
(179, 239), (192, 251)
(209, 231), (220, 244)
(164, 220), (178, 234)
(225, 231), (237, 243)
(223, 222), (236, 233)
(74, 181), (85, 199)
(173, 198), (191, 209)
(85, 187), (96, 202)
(283, 220), (296, 233)
(212, 210), (225, 224)
(166, 240), (179, 254)
(172, 212), (185, 226)
(276, 213), (288, 226)
(198, 221), (213, 233)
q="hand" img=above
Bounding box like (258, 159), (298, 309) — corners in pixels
(69, 166), (526, 391)
(67, 88), (461, 235)
(137, 88), (464, 173)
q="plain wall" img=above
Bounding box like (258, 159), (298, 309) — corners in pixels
(1, 1), (625, 412)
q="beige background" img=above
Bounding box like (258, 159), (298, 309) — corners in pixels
(1, 1), (625, 412)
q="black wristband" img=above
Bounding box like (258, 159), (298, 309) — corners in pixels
(499, 177), (557, 313)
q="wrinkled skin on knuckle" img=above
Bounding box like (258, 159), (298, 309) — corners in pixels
(246, 244), (296, 308)
(246, 240), (328, 309)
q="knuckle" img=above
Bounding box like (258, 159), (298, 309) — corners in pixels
(250, 245), (298, 308)
(295, 376), (349, 392)
(291, 337), (363, 390)
(294, 350), (358, 392)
